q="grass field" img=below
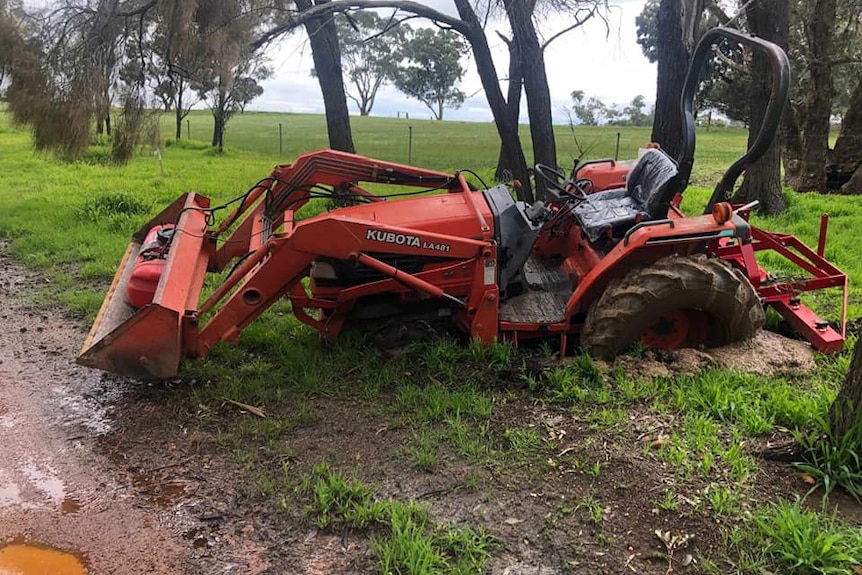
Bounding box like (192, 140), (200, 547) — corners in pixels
(2, 110), (862, 573)
(167, 109), (748, 186)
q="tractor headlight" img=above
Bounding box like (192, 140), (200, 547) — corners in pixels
(311, 261), (339, 280)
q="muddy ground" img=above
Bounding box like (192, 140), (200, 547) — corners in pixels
(1, 241), (859, 574)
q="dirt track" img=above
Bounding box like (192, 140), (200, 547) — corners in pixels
(0, 245), (189, 574)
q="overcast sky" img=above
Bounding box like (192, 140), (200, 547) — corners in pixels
(248, 0), (655, 123)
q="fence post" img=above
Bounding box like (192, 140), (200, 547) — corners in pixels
(279, 123), (283, 155)
(614, 132), (621, 161)
(408, 126), (413, 165)
(186, 119), (190, 140)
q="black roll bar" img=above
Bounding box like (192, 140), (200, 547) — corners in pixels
(673, 27), (790, 214)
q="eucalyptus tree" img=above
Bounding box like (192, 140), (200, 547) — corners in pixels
(391, 27), (468, 120)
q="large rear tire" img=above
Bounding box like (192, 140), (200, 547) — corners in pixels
(581, 254), (764, 359)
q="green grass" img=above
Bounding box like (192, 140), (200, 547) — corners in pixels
(162, 109), (748, 186)
(722, 500), (862, 574)
(296, 463), (497, 574)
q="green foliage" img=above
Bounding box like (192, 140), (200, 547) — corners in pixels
(665, 369), (830, 432)
(301, 464), (496, 574)
(391, 27), (468, 120)
(729, 500), (862, 575)
(569, 91), (652, 127)
(794, 414), (862, 501)
(306, 463), (388, 529)
(332, 12), (403, 116)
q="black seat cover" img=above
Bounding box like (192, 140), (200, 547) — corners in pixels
(572, 149), (679, 242)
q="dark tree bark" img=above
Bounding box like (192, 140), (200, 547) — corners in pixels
(212, 84), (227, 151)
(828, 333), (862, 439)
(452, 0), (533, 202)
(495, 35), (522, 181)
(503, 0), (556, 200)
(175, 76), (189, 140)
(732, 0), (788, 215)
(839, 164), (862, 194)
(830, 78), (862, 192)
(783, 0), (835, 192)
(650, 0), (691, 160)
(296, 0), (355, 153)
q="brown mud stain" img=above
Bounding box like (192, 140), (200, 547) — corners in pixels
(130, 474), (189, 507)
(0, 541), (86, 575)
(60, 497), (82, 515)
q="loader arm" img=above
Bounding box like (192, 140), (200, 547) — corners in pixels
(209, 150), (468, 272)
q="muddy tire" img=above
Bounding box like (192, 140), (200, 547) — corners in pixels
(581, 254), (764, 359)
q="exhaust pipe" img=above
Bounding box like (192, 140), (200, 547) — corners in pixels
(77, 193), (212, 379)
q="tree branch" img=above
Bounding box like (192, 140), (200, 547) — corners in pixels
(540, 8), (596, 52)
(253, 0), (470, 51)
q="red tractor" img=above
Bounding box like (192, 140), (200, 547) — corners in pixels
(78, 28), (847, 380)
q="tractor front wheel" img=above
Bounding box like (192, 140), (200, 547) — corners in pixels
(580, 254), (764, 359)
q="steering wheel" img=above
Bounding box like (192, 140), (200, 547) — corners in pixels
(534, 164), (587, 200)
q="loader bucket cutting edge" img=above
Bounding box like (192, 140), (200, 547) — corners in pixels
(77, 192), (212, 380)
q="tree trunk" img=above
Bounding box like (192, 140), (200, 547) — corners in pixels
(830, 78), (862, 178)
(783, 0), (835, 192)
(297, 0), (355, 153)
(504, 0), (556, 200)
(733, 0), (788, 215)
(175, 80), (184, 140)
(650, 0), (691, 160)
(496, 36), (522, 181)
(437, 99), (443, 121)
(104, 112), (111, 137)
(452, 0), (533, 203)
(212, 92), (225, 150)
(839, 163), (862, 194)
(828, 333), (862, 439)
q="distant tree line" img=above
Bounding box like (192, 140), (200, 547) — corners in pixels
(569, 92), (653, 127)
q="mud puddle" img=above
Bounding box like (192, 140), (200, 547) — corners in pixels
(0, 541), (85, 575)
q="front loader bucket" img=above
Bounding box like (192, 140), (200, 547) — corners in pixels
(77, 193), (212, 380)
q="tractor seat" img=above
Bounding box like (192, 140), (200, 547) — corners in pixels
(572, 148), (679, 243)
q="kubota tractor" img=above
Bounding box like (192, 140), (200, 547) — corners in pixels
(78, 28), (848, 380)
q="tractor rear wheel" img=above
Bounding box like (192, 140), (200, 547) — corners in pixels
(580, 254), (764, 358)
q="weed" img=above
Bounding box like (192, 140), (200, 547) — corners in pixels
(502, 427), (541, 456)
(406, 430), (441, 471)
(794, 414), (862, 501)
(542, 352), (604, 404)
(77, 191), (150, 219)
(300, 464), (495, 574)
(576, 495), (604, 524)
(703, 485), (738, 517)
(657, 489), (679, 511)
(306, 463), (387, 529)
(727, 500), (862, 575)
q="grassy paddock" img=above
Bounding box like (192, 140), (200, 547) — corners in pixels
(164, 109), (747, 186)
(2, 110), (862, 573)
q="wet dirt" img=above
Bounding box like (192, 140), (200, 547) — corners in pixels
(0, 242), (188, 574)
(0, 541), (86, 575)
